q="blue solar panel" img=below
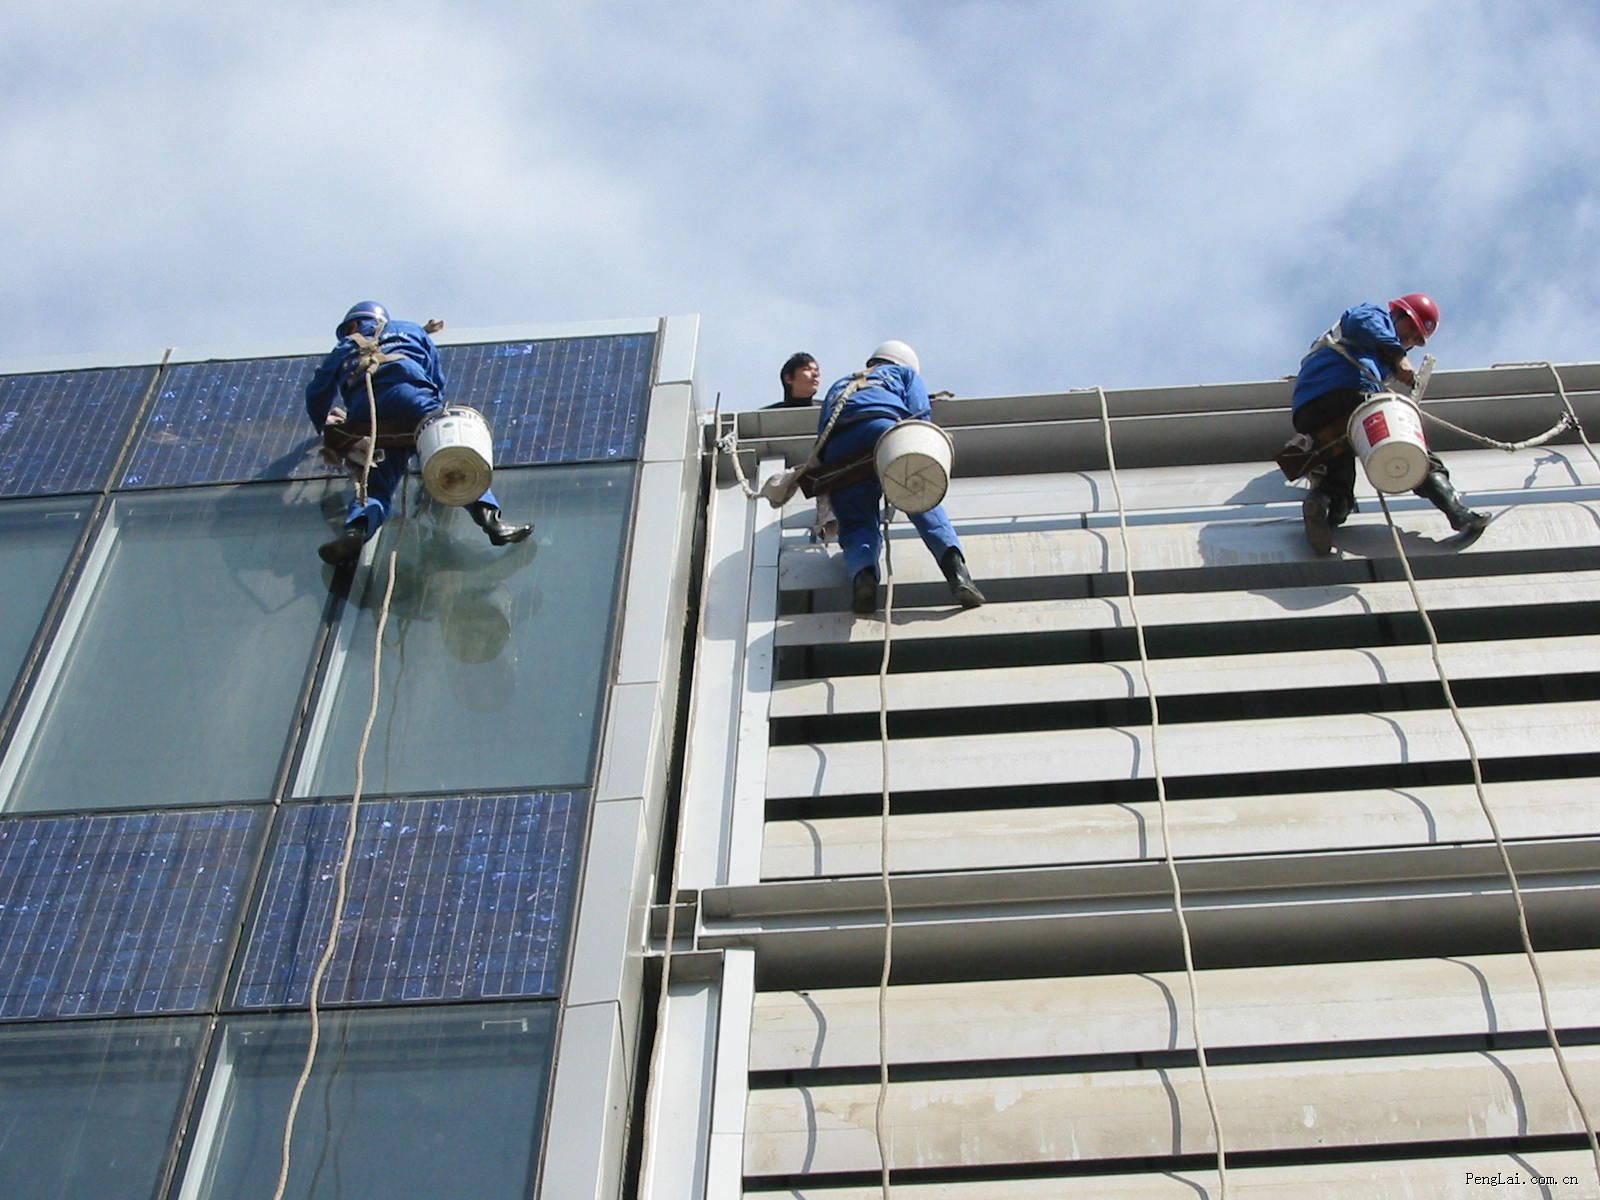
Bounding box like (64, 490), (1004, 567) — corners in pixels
(232, 792), (586, 1009)
(121, 333), (657, 489)
(0, 367), (155, 499)
(0, 808), (263, 1020)
(439, 334), (655, 466)
(119, 356), (333, 491)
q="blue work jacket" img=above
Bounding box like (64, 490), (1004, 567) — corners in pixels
(817, 363), (931, 436)
(1291, 303), (1406, 412)
(305, 318), (445, 427)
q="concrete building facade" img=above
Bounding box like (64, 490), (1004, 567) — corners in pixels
(639, 361), (1600, 1199)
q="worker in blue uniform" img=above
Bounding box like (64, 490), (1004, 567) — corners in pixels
(305, 301), (532, 565)
(817, 341), (984, 613)
(1292, 293), (1487, 554)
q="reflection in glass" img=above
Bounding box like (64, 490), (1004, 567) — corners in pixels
(0, 495), (90, 704)
(6, 482), (340, 813)
(176, 1003), (555, 1200)
(304, 464), (632, 796)
(0, 1016), (203, 1200)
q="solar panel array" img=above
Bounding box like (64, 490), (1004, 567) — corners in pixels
(0, 808), (264, 1019)
(232, 792), (587, 1009)
(120, 333), (656, 489)
(121, 355), (330, 490)
(0, 367), (157, 499)
(440, 334), (656, 466)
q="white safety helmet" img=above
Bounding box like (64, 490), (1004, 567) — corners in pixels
(867, 340), (920, 374)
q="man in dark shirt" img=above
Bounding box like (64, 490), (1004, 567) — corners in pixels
(768, 352), (821, 408)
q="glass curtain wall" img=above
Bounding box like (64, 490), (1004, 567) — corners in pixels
(175, 1003), (556, 1200)
(0, 334), (655, 1200)
(0, 496), (92, 704)
(302, 464), (633, 796)
(0, 1016), (205, 1200)
(4, 483), (340, 813)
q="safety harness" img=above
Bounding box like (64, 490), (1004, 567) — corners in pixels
(1301, 320), (1391, 386)
(319, 324), (411, 471)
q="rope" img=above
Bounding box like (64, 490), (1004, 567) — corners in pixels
(1419, 408), (1571, 452)
(1375, 491), (1600, 1183)
(717, 373), (862, 504)
(272, 331), (404, 1200)
(1541, 362), (1600, 477)
(1413, 360), (1596, 469)
(1095, 387), (1229, 1195)
(873, 513), (897, 1200)
(717, 428), (762, 500)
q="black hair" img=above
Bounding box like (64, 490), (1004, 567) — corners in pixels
(779, 352), (816, 385)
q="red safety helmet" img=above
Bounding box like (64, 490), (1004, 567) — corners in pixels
(1389, 293), (1440, 343)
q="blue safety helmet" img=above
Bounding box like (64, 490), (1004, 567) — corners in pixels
(338, 300), (388, 336)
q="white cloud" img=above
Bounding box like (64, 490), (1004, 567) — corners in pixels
(3, 2), (1597, 413)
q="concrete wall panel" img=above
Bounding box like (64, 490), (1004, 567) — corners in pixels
(744, 1046), (1600, 1175)
(762, 778), (1600, 878)
(766, 700), (1600, 799)
(749, 950), (1600, 1071)
(775, 571), (1600, 648)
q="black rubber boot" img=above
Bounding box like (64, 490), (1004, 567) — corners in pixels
(1415, 472), (1489, 536)
(850, 568), (879, 615)
(469, 502), (533, 547)
(318, 517), (368, 565)
(1301, 491), (1335, 555)
(940, 549), (986, 608)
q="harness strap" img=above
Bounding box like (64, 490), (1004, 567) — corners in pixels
(800, 449), (877, 498)
(1301, 322), (1388, 388)
(342, 325), (407, 391)
(813, 370), (876, 461)
(797, 370), (886, 487)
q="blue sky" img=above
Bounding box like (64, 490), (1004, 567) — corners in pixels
(4, 2), (1598, 409)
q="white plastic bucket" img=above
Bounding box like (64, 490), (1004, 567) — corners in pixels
(874, 418), (954, 514)
(417, 406), (494, 505)
(1347, 393), (1429, 493)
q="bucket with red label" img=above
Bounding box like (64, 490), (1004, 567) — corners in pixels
(1347, 393), (1429, 493)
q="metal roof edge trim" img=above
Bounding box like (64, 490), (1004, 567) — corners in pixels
(0, 316), (670, 376)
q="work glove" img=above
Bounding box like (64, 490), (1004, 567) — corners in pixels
(319, 407), (358, 467)
(1391, 356), (1417, 388)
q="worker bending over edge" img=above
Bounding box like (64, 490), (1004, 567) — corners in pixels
(817, 341), (985, 613)
(305, 301), (533, 565)
(1291, 293), (1488, 554)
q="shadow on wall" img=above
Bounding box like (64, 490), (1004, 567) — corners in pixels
(1198, 465), (1479, 611)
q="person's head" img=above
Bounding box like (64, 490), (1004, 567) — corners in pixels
(1389, 294), (1439, 350)
(338, 300), (388, 338)
(866, 339), (920, 375)
(780, 352), (820, 402)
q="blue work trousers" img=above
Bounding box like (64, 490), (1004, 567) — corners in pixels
(822, 416), (962, 579)
(341, 383), (499, 536)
